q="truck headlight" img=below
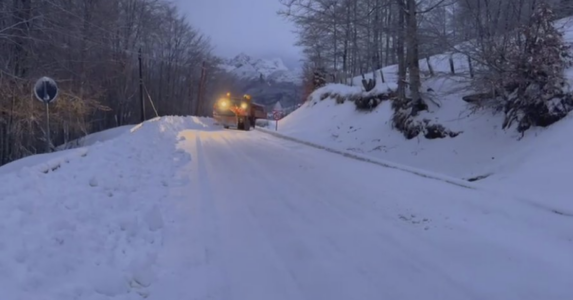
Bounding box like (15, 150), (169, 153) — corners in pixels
(219, 100), (229, 108)
(240, 102), (248, 109)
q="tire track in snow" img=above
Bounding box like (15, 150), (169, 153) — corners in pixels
(219, 131), (482, 300)
(195, 130), (308, 300)
(189, 132), (234, 300)
(153, 129), (232, 300)
(256, 127), (476, 189)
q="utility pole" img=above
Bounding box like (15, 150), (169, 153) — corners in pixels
(200, 63), (208, 115)
(189, 75), (195, 114)
(195, 61), (207, 116)
(138, 47), (145, 123)
(195, 64), (202, 116)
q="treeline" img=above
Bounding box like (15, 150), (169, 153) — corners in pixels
(0, 0), (238, 166)
(280, 0), (573, 82)
(281, 0), (573, 138)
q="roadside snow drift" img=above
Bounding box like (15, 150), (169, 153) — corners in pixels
(278, 87), (520, 180)
(0, 147), (89, 176)
(59, 125), (133, 150)
(0, 117), (207, 299)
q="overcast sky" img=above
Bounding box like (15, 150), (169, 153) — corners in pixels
(176, 0), (302, 69)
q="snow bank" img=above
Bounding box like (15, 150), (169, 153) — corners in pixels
(307, 82), (397, 107)
(0, 116), (212, 299)
(0, 147), (89, 176)
(59, 125), (133, 150)
(257, 126), (475, 189)
(307, 84), (362, 104)
(480, 113), (573, 213)
(279, 86), (520, 181)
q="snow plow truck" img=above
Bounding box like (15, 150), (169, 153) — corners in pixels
(213, 93), (266, 131)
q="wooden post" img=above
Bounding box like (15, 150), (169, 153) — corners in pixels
(45, 102), (51, 152)
(426, 57), (434, 76)
(467, 55), (474, 78)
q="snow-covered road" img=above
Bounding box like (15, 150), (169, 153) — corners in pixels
(1, 116), (571, 300)
(155, 118), (573, 300)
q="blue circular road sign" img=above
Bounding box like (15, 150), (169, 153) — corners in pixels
(33, 77), (59, 104)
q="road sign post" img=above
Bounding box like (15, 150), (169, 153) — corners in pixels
(138, 48), (145, 123)
(33, 77), (59, 152)
(45, 102), (50, 151)
(273, 110), (282, 131)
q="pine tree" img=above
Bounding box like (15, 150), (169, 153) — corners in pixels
(312, 68), (327, 90)
(503, 2), (573, 133)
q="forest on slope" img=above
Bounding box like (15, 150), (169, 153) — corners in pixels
(281, 0), (573, 138)
(0, 0), (243, 166)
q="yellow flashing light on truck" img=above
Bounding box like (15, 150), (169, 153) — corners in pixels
(218, 98), (229, 108)
(213, 93), (266, 131)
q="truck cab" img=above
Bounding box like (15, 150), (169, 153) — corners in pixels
(213, 93), (266, 130)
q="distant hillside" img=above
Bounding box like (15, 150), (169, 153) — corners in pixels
(219, 53), (303, 109)
(220, 53), (301, 84)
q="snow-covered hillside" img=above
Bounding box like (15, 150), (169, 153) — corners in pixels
(276, 17), (573, 214)
(220, 53), (301, 83)
(1, 116), (572, 299)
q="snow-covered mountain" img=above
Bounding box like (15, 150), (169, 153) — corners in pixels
(221, 53), (301, 84)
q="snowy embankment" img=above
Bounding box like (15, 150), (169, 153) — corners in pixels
(274, 17), (573, 213)
(0, 117), (205, 299)
(0, 147), (89, 176)
(277, 87), (520, 180)
(257, 126), (475, 189)
(58, 125), (133, 150)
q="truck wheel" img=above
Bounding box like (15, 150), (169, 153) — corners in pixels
(244, 118), (251, 131)
(237, 117), (244, 130)
(223, 125), (229, 129)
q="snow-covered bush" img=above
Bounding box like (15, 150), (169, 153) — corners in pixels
(307, 81), (396, 112)
(307, 82), (458, 139)
(500, 3), (573, 133)
(313, 68), (327, 90)
(353, 77), (395, 111)
(354, 91), (394, 111)
(464, 3), (573, 133)
(391, 97), (460, 139)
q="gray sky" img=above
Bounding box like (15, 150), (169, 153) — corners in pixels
(176, 0), (302, 69)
